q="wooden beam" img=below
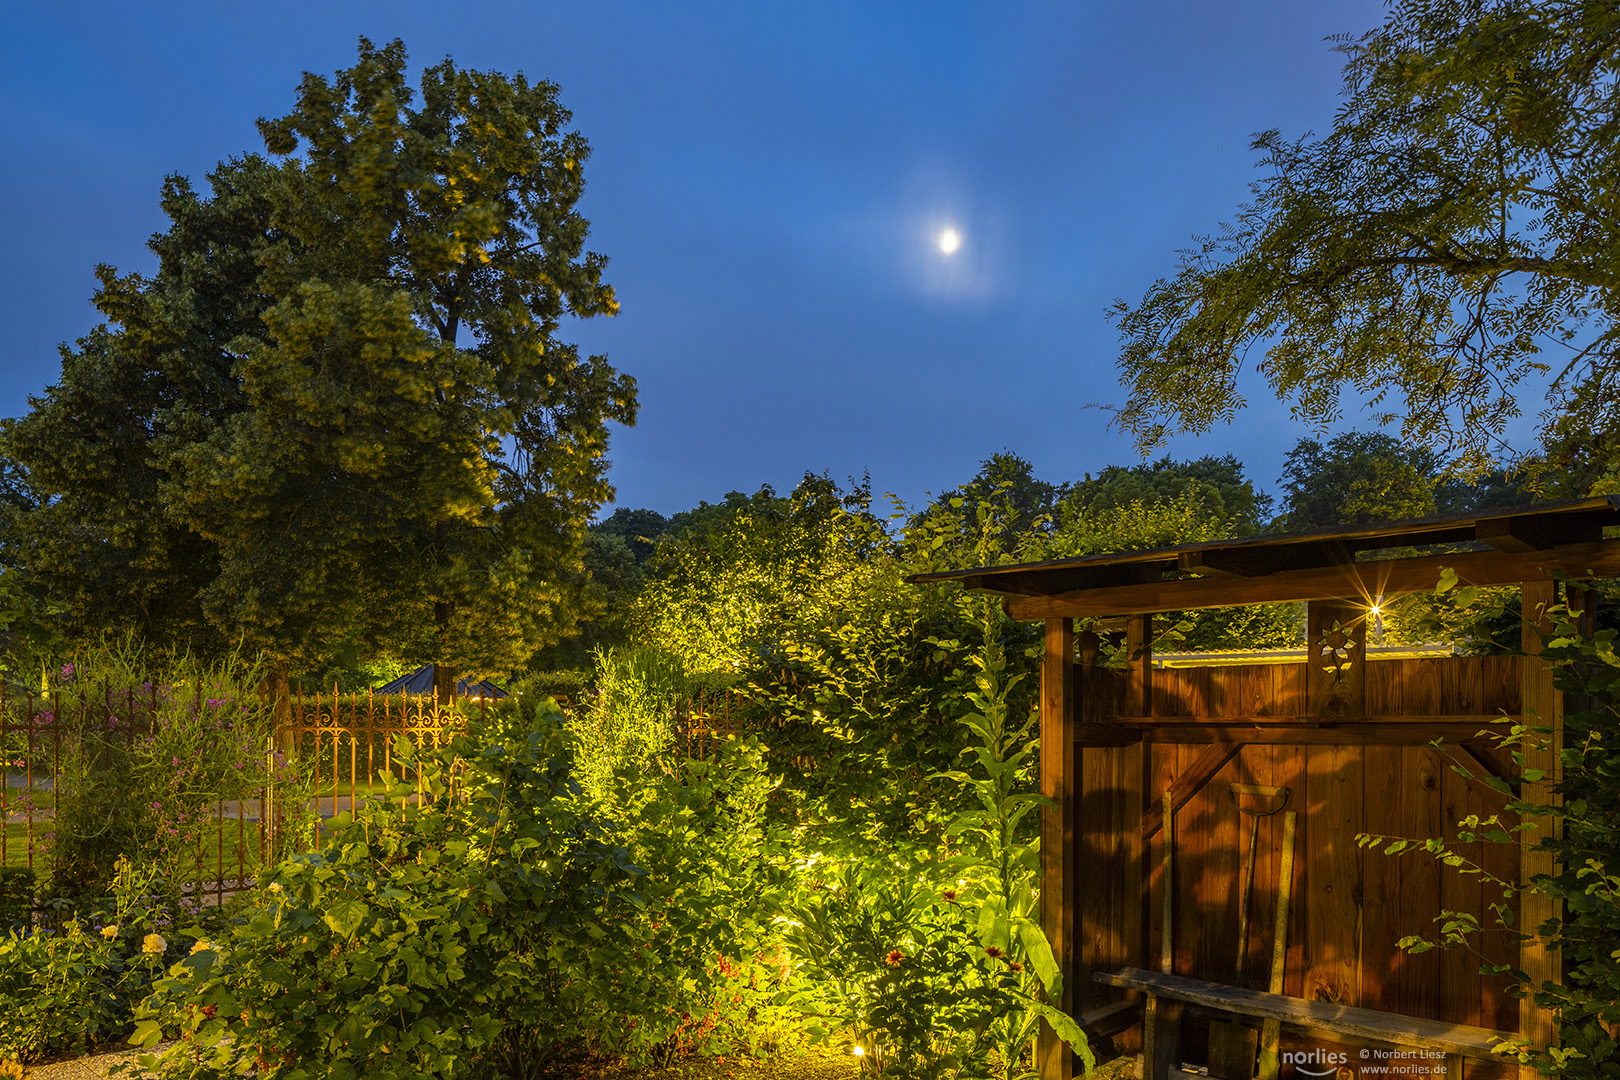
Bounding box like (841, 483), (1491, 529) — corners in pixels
(1518, 581), (1561, 1078)
(1140, 742), (1244, 841)
(1117, 722), (1519, 745)
(1178, 540), (1352, 578)
(1003, 539), (1620, 620)
(1039, 617), (1076, 1080)
(1114, 714), (1521, 727)
(1477, 511), (1604, 553)
(1075, 722), (1145, 747)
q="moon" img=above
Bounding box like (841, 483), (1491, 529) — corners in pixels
(938, 227), (961, 255)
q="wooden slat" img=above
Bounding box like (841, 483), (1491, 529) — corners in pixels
(1040, 617), (1076, 1080)
(1481, 655), (1521, 716)
(1203, 748), (1247, 999)
(1126, 615), (1154, 718)
(1440, 741), (1486, 1028)
(1399, 746), (1445, 1020)
(1093, 967), (1515, 1058)
(1003, 539), (1620, 620)
(1361, 740), (1405, 1015)
(1303, 743), (1363, 1006)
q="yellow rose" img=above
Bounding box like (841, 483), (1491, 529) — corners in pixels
(101, 925), (119, 939)
(190, 940), (213, 955)
(142, 933), (167, 954)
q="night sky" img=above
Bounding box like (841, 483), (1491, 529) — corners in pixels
(1, 1), (1409, 517)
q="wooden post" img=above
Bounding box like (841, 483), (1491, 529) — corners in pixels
(1518, 579), (1562, 1079)
(1039, 617), (1076, 1080)
(1306, 600), (1367, 717)
(1125, 614), (1154, 717)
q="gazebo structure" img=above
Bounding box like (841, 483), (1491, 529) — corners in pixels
(911, 497), (1620, 1080)
(372, 664), (509, 699)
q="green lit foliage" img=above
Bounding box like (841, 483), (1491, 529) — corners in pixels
(568, 644), (686, 803)
(1358, 575), (1620, 1080)
(1035, 486), (1225, 559)
(1064, 454), (1272, 535)
(169, 38), (635, 681)
(0, 858), (172, 1065)
(1274, 433), (1440, 531)
(12, 642), (318, 904)
(787, 626), (1091, 1080)
(1030, 469), (1308, 654)
(530, 508), (671, 670)
(634, 474), (889, 675)
(0, 157), (278, 658)
(130, 698), (804, 1078)
(1110, 0), (1620, 481)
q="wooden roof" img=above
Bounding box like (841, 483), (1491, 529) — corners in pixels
(908, 496), (1620, 620)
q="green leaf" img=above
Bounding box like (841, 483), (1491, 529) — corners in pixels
(323, 896), (370, 938)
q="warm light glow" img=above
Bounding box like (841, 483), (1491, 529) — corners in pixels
(853, 1047), (866, 1057)
(938, 227), (961, 254)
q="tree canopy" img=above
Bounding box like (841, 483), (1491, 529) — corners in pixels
(1109, 0), (1620, 483)
(2, 39), (635, 681)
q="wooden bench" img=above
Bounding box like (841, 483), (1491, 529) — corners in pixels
(1095, 966), (1517, 1080)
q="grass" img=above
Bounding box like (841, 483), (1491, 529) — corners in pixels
(2, 821), (48, 869)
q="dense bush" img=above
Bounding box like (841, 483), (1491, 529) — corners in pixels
(787, 631), (1089, 1079)
(129, 697), (810, 1079)
(0, 857), (176, 1065)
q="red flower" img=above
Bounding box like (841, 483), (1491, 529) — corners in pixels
(1008, 961), (1024, 972)
(985, 946), (1003, 958)
(884, 950), (905, 967)
(942, 890), (958, 902)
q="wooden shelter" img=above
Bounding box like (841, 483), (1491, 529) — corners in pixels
(910, 497), (1620, 1080)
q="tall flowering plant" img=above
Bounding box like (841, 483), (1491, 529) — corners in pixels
(785, 615), (1092, 1080)
(14, 646), (317, 903)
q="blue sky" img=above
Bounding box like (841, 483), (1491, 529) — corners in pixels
(0, 1), (1407, 516)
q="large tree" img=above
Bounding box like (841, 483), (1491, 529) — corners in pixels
(1, 157), (280, 657)
(1109, 0), (1620, 483)
(4, 40), (636, 691)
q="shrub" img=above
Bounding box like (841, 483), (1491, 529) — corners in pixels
(129, 697), (806, 1078)
(0, 869), (32, 933)
(0, 857), (171, 1064)
(786, 627), (1091, 1079)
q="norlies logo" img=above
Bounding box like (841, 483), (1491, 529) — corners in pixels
(1285, 1049), (1349, 1076)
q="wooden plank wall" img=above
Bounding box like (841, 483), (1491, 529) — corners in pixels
(1077, 658), (1522, 1069)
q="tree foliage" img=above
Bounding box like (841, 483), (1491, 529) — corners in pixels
(0, 159), (279, 657)
(1110, 0), (1620, 480)
(1065, 454), (1272, 534)
(1274, 432), (1441, 531)
(633, 475), (888, 675)
(3, 40), (635, 679)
